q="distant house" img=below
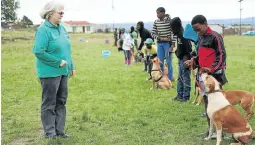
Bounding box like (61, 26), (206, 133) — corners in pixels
(62, 21), (92, 33)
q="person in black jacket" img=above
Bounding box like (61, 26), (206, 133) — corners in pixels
(137, 21), (154, 72)
(137, 21), (154, 51)
(170, 17), (192, 102)
(184, 15), (228, 139)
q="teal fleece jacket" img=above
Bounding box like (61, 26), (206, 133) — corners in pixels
(33, 20), (74, 78)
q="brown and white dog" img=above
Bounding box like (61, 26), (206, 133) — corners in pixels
(201, 73), (253, 145)
(192, 82), (255, 120)
(151, 58), (172, 89)
(222, 90), (255, 119)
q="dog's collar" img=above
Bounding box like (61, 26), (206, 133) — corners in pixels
(151, 69), (161, 72)
(206, 89), (222, 94)
(151, 69), (163, 82)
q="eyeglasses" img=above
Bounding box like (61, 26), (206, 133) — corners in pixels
(57, 12), (64, 15)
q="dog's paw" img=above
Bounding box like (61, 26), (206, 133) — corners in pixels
(150, 87), (154, 90)
(192, 101), (196, 104)
(204, 137), (211, 141)
(196, 103), (200, 106)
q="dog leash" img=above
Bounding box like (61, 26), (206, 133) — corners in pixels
(189, 58), (205, 92)
(151, 69), (164, 82)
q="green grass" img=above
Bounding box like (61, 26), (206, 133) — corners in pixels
(1, 30), (255, 145)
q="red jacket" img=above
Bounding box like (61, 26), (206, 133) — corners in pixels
(194, 27), (226, 73)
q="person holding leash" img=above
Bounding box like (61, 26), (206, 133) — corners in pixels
(141, 38), (157, 80)
(184, 15), (228, 139)
(151, 7), (177, 82)
(170, 17), (192, 102)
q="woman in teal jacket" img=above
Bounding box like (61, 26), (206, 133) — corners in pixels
(33, 1), (75, 139)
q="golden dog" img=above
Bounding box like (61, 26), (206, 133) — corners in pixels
(151, 58), (172, 89)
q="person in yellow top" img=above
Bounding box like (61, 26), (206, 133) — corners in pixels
(141, 38), (157, 80)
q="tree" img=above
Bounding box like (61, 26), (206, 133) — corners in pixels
(105, 28), (110, 33)
(21, 15), (33, 26)
(1, 0), (20, 24)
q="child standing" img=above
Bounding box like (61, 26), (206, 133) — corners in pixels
(170, 17), (192, 102)
(122, 30), (134, 66)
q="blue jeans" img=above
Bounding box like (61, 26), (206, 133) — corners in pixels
(177, 59), (191, 100)
(157, 42), (173, 80)
(123, 50), (131, 59)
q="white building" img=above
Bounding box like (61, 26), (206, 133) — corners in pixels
(62, 21), (93, 33)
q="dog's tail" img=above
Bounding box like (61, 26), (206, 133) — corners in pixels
(168, 78), (173, 89)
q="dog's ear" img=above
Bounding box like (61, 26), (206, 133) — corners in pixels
(152, 58), (156, 63)
(207, 77), (215, 92)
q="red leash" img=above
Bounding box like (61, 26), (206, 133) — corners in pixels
(190, 58), (205, 91)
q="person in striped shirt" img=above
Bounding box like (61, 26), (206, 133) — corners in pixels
(151, 7), (177, 81)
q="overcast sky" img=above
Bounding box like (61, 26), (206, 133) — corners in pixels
(17, 0), (255, 24)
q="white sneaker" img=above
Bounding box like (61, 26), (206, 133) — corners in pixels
(211, 132), (217, 139)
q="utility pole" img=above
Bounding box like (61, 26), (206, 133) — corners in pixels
(252, 16), (254, 30)
(112, 0), (114, 31)
(238, 0), (243, 35)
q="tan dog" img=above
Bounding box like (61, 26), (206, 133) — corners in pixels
(151, 58), (172, 89)
(201, 73), (253, 145)
(222, 90), (255, 119)
(192, 86), (204, 105)
(163, 64), (168, 76)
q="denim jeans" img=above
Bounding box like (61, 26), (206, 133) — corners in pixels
(177, 59), (191, 100)
(124, 50), (131, 60)
(157, 42), (173, 80)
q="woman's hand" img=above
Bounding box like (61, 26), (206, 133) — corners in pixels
(71, 70), (76, 76)
(60, 60), (67, 67)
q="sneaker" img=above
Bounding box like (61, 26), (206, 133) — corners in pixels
(201, 113), (207, 117)
(57, 133), (71, 138)
(172, 96), (182, 101)
(210, 132), (217, 139)
(45, 134), (57, 139)
(210, 132), (224, 139)
(179, 98), (189, 102)
(142, 69), (147, 72)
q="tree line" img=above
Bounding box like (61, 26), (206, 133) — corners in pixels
(1, 0), (33, 27)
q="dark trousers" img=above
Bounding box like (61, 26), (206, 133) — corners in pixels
(144, 55), (153, 77)
(114, 38), (118, 46)
(40, 75), (68, 136)
(177, 59), (191, 100)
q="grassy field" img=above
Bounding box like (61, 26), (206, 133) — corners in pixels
(1, 29), (255, 145)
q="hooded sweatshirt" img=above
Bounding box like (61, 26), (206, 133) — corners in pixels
(137, 21), (154, 50)
(170, 17), (192, 61)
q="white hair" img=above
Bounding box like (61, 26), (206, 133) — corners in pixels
(40, 1), (64, 19)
